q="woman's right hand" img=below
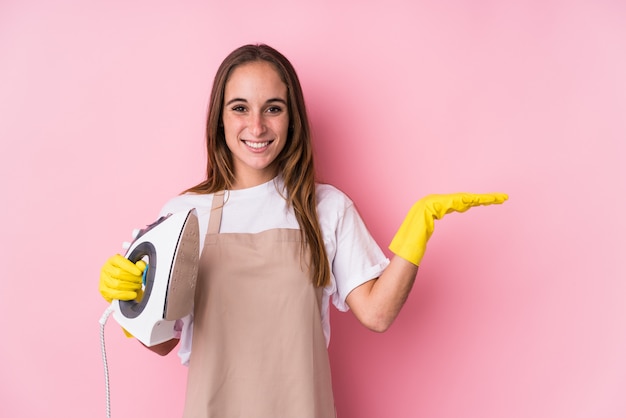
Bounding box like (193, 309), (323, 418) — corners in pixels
(99, 254), (146, 303)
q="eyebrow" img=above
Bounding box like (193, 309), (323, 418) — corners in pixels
(225, 97), (288, 106)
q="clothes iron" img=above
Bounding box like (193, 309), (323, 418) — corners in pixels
(112, 209), (200, 347)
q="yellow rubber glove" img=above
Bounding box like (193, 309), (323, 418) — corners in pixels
(389, 193), (508, 266)
(99, 254), (147, 303)
(99, 254), (147, 338)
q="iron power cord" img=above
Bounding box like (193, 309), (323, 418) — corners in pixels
(99, 305), (115, 418)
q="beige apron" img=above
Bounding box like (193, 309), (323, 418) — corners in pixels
(183, 191), (336, 418)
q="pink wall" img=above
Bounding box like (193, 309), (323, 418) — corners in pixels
(1, 1), (625, 417)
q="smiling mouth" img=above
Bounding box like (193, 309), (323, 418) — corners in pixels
(243, 140), (273, 149)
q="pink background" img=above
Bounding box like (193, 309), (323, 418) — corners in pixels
(1, 0), (625, 417)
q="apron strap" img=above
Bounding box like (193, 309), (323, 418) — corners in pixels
(208, 191), (225, 235)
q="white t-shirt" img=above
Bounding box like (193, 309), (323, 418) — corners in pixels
(158, 177), (390, 365)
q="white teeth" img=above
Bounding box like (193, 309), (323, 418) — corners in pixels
(244, 141), (270, 149)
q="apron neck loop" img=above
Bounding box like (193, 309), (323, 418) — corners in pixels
(208, 191), (225, 235)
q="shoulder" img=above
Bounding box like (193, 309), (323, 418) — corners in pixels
(158, 192), (214, 217)
(315, 183), (354, 214)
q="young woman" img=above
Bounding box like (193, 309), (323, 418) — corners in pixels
(99, 44), (507, 417)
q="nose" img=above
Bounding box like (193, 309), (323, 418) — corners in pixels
(249, 112), (267, 137)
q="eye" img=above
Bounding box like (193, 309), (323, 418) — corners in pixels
(231, 105), (246, 112)
(266, 106), (283, 114)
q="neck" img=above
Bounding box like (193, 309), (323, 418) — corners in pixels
(231, 170), (278, 190)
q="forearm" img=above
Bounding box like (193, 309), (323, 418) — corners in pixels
(346, 192), (507, 332)
(347, 256), (418, 332)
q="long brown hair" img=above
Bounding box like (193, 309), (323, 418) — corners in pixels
(185, 44), (330, 287)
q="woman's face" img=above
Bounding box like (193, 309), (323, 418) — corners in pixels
(222, 60), (290, 189)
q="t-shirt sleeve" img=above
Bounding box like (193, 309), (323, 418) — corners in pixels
(175, 314), (193, 366)
(328, 197), (390, 312)
(158, 195), (196, 217)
